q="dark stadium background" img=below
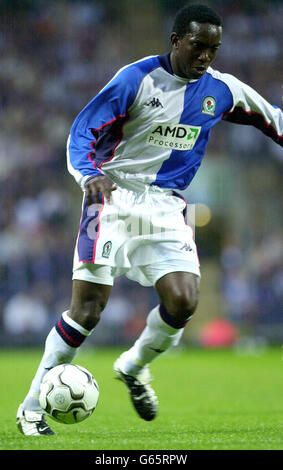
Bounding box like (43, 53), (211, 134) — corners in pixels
(0, 0), (282, 349)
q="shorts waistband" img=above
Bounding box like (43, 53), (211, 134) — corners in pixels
(103, 170), (171, 194)
(115, 180), (172, 195)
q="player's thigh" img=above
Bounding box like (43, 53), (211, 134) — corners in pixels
(155, 271), (200, 318)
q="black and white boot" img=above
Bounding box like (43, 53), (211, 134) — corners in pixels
(114, 354), (158, 421)
(16, 404), (55, 436)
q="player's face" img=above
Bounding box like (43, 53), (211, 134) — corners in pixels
(170, 22), (222, 79)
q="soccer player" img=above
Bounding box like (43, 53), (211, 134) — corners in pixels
(17, 4), (282, 435)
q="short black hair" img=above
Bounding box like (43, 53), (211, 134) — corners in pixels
(173, 3), (223, 37)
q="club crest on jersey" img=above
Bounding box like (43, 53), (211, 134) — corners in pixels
(102, 241), (112, 258)
(202, 96), (216, 116)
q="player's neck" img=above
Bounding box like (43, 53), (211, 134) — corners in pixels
(169, 52), (199, 82)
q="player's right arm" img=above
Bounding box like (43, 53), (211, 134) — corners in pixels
(66, 65), (141, 199)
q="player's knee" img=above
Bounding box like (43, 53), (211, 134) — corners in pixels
(168, 292), (199, 320)
(162, 279), (200, 322)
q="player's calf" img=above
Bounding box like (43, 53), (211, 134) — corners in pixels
(69, 280), (112, 330)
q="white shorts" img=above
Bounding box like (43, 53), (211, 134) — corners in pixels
(72, 185), (200, 287)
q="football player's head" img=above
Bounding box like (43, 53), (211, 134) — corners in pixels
(170, 4), (222, 79)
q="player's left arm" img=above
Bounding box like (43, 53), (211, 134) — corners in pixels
(221, 75), (283, 147)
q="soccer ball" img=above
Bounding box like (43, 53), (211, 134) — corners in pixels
(39, 364), (99, 424)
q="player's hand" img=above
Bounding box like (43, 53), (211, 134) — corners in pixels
(84, 175), (117, 206)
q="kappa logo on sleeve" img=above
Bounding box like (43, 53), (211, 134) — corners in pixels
(146, 122), (201, 151)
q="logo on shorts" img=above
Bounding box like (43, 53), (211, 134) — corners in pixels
(202, 96), (216, 116)
(102, 241), (112, 258)
(180, 243), (193, 252)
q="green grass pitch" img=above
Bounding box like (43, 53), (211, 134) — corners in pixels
(0, 347), (282, 450)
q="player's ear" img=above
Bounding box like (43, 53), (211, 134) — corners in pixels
(170, 32), (180, 50)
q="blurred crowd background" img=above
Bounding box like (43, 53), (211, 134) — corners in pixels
(0, 0), (282, 348)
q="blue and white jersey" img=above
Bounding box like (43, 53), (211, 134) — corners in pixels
(67, 54), (283, 191)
